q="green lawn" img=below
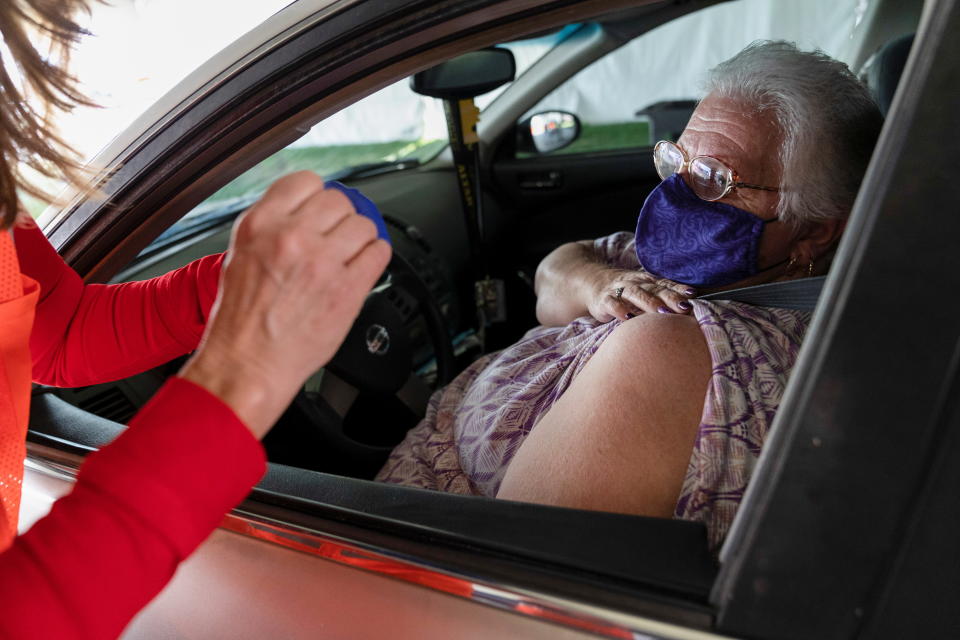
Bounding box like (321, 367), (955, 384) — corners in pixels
(559, 121), (651, 154)
(208, 139), (446, 202)
(210, 121), (650, 201)
(22, 193), (48, 218)
(21, 122), (649, 216)
(516, 121), (650, 159)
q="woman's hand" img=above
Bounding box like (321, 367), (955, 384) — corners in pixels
(535, 240), (694, 326)
(584, 267), (694, 323)
(180, 171), (391, 437)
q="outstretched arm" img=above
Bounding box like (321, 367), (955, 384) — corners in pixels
(15, 223), (222, 387)
(0, 172), (391, 638)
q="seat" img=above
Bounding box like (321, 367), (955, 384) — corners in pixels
(635, 99), (698, 142)
(861, 34), (915, 117)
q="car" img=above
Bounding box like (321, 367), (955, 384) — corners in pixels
(20, 0), (960, 637)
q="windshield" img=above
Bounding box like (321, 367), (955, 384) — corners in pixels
(149, 27), (574, 253)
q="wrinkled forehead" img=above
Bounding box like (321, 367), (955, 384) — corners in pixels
(678, 93), (783, 183)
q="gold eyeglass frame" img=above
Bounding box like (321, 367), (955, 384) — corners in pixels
(654, 139), (780, 202)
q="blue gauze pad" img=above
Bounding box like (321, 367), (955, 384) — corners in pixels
(324, 181), (391, 245)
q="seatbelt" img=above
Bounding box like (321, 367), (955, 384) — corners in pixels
(697, 276), (826, 311)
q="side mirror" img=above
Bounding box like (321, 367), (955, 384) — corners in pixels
(410, 48), (516, 99)
(516, 111), (581, 154)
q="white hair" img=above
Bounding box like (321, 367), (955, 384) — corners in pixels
(705, 40), (883, 226)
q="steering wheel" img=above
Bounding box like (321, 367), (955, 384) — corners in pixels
(264, 250), (456, 478)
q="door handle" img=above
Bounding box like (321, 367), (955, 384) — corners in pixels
(518, 170), (563, 190)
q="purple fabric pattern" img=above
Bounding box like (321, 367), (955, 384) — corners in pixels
(635, 174), (769, 287)
(678, 299), (809, 549)
(376, 231), (810, 551)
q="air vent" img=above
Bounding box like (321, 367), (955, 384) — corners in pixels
(77, 387), (137, 424)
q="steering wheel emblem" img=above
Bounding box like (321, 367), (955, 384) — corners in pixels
(365, 324), (391, 356)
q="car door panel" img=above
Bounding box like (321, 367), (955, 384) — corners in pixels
(492, 149), (659, 265)
(123, 528), (606, 640)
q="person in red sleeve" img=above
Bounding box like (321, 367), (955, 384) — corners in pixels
(0, 1), (392, 638)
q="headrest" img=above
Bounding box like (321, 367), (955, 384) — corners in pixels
(861, 34), (915, 117)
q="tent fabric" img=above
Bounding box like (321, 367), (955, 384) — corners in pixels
(294, 0), (867, 147)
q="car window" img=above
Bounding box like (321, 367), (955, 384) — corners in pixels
(207, 28), (570, 200)
(139, 76), (450, 254)
(149, 29), (572, 254)
(520, 0), (872, 156)
(204, 79), (450, 206)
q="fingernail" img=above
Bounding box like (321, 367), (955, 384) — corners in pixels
(683, 288), (696, 296)
(678, 301), (691, 311)
(657, 306), (673, 314)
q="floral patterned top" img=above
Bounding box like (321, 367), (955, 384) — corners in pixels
(376, 231), (810, 550)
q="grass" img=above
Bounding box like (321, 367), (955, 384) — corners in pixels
(208, 139), (446, 202)
(206, 122), (649, 201)
(19, 122), (649, 216)
(567, 121), (651, 152)
(517, 121), (651, 158)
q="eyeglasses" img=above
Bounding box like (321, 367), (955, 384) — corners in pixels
(653, 140), (780, 202)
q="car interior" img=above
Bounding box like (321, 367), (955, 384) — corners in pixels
(25, 0), (934, 633)
(40, 0), (924, 473)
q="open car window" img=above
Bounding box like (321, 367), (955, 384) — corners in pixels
(145, 29), (572, 258)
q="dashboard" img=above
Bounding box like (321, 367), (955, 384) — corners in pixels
(52, 183), (467, 464)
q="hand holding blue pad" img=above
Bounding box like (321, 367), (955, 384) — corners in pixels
(324, 181), (391, 245)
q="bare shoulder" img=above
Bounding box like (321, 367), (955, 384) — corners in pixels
(580, 313), (713, 441)
(497, 313), (713, 516)
(594, 313), (710, 383)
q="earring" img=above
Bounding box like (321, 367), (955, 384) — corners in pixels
(786, 256), (798, 274)
(807, 261), (815, 277)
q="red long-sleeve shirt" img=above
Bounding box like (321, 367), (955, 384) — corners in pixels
(17, 223), (225, 386)
(0, 223), (266, 639)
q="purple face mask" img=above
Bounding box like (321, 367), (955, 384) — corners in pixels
(634, 174), (779, 288)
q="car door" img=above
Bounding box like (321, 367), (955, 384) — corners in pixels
(24, 1), (725, 637)
(21, 0), (945, 637)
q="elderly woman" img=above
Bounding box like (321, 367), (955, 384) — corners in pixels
(376, 41), (883, 550)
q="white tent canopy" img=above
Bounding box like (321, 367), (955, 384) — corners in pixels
(294, 0), (874, 147)
(526, 0), (868, 124)
(53, 0), (879, 156)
